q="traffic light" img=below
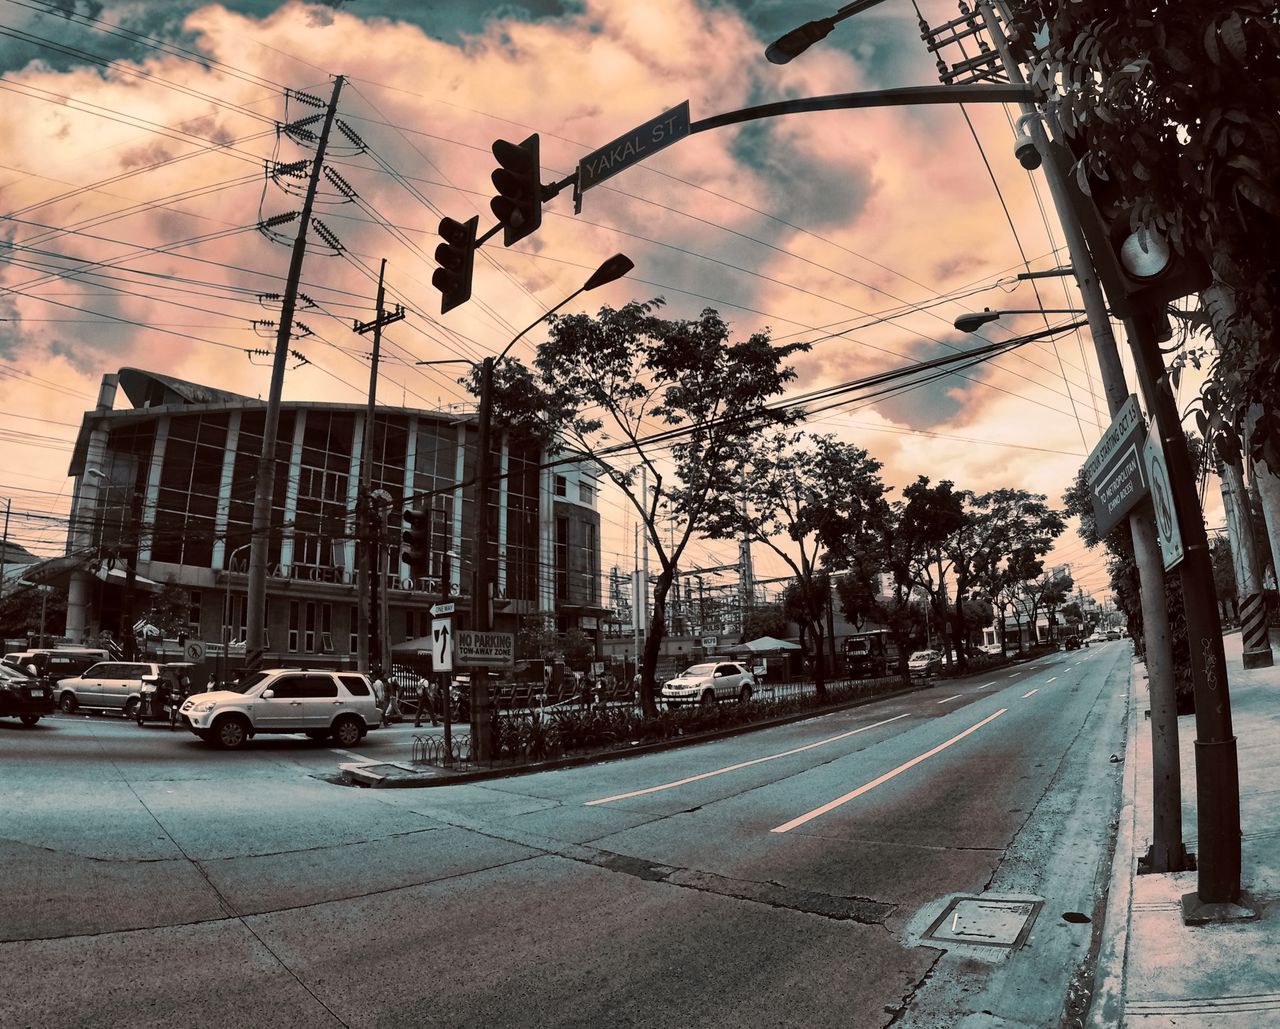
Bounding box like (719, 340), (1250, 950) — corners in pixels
(490, 133), (542, 247)
(431, 215), (478, 314)
(1047, 140), (1209, 321)
(401, 506), (431, 578)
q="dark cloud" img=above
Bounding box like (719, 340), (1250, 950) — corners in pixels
(727, 116), (875, 230)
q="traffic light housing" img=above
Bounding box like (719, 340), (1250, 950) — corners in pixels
(1047, 140), (1209, 321)
(431, 215), (478, 314)
(401, 506), (431, 578)
(490, 133), (542, 247)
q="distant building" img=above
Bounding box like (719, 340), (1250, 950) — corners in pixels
(62, 369), (604, 668)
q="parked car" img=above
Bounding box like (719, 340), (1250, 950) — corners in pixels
(1104, 629), (1121, 641)
(1063, 635), (1082, 650)
(660, 661), (756, 708)
(4, 648), (109, 684)
(977, 642), (1004, 656)
(907, 649), (943, 678)
(0, 662), (53, 726)
(179, 668), (382, 749)
(54, 661), (166, 716)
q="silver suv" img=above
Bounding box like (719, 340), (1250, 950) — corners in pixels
(55, 661), (164, 715)
(179, 669), (381, 750)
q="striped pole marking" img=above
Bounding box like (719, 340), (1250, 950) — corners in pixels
(1241, 592), (1269, 652)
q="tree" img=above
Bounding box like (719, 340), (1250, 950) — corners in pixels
(741, 605), (788, 643)
(884, 477), (965, 667)
(703, 431), (886, 698)
(992, 547), (1045, 653)
(1009, 2), (1280, 462)
(1042, 572), (1074, 642)
(503, 300), (806, 716)
(138, 582), (191, 638)
(947, 489), (1066, 669)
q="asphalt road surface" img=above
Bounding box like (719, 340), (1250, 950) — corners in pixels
(0, 641), (1132, 1028)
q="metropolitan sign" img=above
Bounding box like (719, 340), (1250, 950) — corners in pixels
(1083, 394), (1150, 537)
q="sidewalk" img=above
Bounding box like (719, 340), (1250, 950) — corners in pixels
(1090, 630), (1280, 1027)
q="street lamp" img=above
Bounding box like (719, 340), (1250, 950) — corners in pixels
(764, 1), (889, 64)
(420, 253), (634, 761)
(953, 307), (1088, 332)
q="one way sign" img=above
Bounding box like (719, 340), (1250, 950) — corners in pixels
(432, 617), (452, 672)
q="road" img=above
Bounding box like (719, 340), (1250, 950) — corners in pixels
(0, 641), (1131, 1028)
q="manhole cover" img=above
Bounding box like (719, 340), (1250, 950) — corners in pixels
(923, 897), (1042, 950)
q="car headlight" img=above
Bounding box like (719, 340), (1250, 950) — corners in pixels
(187, 701), (216, 714)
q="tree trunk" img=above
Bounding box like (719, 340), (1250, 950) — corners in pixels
(640, 567), (674, 718)
(810, 618), (827, 699)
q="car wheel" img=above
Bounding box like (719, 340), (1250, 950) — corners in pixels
(305, 730), (330, 742)
(123, 698), (139, 720)
(212, 715), (250, 750)
(19, 714), (39, 727)
(739, 684), (753, 704)
(331, 715), (362, 747)
(59, 693), (78, 714)
(700, 690), (716, 709)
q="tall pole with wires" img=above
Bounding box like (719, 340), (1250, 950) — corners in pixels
(245, 76), (344, 672)
(354, 258), (405, 676)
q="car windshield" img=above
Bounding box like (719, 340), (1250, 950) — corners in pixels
(682, 663), (716, 676)
(909, 651), (936, 661)
(224, 670), (271, 694)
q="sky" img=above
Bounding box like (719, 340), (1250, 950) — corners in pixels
(0, 0), (1212, 608)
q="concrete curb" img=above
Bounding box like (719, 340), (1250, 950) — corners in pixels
(1086, 653), (1141, 1028)
(340, 679), (937, 788)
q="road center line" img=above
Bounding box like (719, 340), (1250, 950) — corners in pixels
(978, 681), (996, 690)
(1022, 689), (1038, 698)
(584, 712), (911, 806)
(1046, 677), (1057, 684)
(770, 708), (1008, 834)
(937, 695), (961, 704)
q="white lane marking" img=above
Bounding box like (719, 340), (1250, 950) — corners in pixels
(937, 695), (961, 704)
(1046, 677), (1057, 684)
(978, 681), (996, 690)
(1022, 689), (1038, 698)
(584, 712), (910, 806)
(771, 708), (1008, 834)
(1008, 672), (1020, 677)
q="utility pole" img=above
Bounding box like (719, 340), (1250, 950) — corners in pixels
(975, 0), (1190, 874)
(354, 258), (405, 675)
(471, 356), (495, 761)
(0, 497), (10, 605)
(245, 75), (345, 673)
(1126, 310), (1246, 914)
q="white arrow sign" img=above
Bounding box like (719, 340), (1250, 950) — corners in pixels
(432, 618), (452, 672)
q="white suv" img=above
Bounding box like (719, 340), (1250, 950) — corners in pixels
(180, 669), (381, 750)
(661, 661), (756, 708)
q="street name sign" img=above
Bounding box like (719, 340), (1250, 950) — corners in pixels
(1083, 394), (1150, 536)
(431, 618), (453, 672)
(454, 630), (515, 669)
(1142, 417), (1185, 570)
(576, 101), (690, 208)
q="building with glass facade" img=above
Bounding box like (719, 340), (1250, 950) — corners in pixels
(63, 368), (604, 668)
